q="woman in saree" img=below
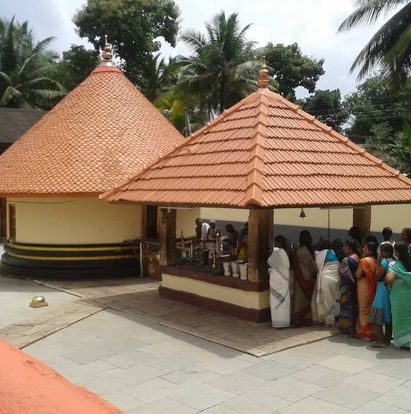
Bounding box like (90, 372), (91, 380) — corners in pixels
(311, 240), (340, 326)
(348, 226), (363, 253)
(338, 240), (360, 336)
(290, 230), (317, 327)
(355, 242), (379, 341)
(400, 228), (411, 254)
(386, 244), (411, 351)
(268, 235), (291, 328)
(370, 243), (394, 348)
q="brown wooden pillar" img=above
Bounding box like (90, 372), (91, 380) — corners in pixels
(159, 208), (178, 266)
(353, 205), (371, 239)
(0, 198), (6, 241)
(248, 209), (273, 283)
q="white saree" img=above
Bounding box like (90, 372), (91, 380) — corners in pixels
(268, 247), (291, 328)
(311, 250), (340, 325)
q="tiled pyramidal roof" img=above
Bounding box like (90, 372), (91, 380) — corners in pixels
(103, 88), (411, 208)
(0, 65), (183, 196)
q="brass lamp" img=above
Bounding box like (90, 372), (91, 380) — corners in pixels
(30, 296), (48, 308)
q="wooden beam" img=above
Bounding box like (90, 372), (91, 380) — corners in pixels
(353, 205), (371, 240)
(0, 198), (6, 241)
(141, 205), (147, 240)
(248, 209), (273, 283)
(159, 208), (177, 266)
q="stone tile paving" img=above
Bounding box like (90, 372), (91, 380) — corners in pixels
(24, 308), (411, 414)
(2, 274), (411, 413)
(37, 277), (333, 356)
(0, 274), (78, 329)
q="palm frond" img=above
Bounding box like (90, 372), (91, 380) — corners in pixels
(25, 88), (66, 99)
(180, 29), (207, 51)
(0, 17), (63, 108)
(33, 36), (55, 54)
(339, 0), (408, 31)
(21, 76), (66, 91)
(17, 52), (41, 78)
(0, 70), (12, 85)
(350, 2), (411, 79)
(0, 85), (21, 106)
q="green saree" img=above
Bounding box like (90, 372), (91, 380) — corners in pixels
(389, 261), (411, 349)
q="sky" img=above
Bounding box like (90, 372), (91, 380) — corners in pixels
(1, 0), (393, 98)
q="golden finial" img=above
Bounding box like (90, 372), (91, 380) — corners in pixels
(257, 55), (269, 89)
(100, 34), (113, 66)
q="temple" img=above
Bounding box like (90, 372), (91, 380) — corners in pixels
(102, 62), (411, 322)
(0, 38), (184, 277)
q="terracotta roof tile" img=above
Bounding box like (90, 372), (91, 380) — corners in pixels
(0, 65), (183, 196)
(102, 88), (411, 208)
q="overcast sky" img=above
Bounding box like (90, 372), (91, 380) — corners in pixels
(1, 0), (394, 98)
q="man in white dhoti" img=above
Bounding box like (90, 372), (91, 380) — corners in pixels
(268, 235), (291, 328)
(311, 240), (340, 326)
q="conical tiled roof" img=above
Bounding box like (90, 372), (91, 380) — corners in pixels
(0, 65), (183, 196)
(103, 88), (411, 208)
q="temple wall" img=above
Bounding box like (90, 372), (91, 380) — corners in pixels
(7, 197), (142, 244)
(176, 208), (201, 238)
(7, 200), (409, 245)
(370, 204), (411, 233)
(200, 204), (411, 239)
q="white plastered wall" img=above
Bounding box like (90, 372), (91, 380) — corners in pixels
(7, 197), (142, 244)
(370, 204), (411, 233)
(176, 208), (201, 238)
(200, 205), (411, 234)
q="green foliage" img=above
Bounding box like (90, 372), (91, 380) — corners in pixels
(136, 54), (180, 102)
(0, 17), (65, 109)
(73, 0), (180, 84)
(177, 11), (257, 117)
(154, 89), (185, 133)
(339, 1), (411, 86)
(345, 74), (411, 174)
(154, 87), (209, 135)
(344, 75), (410, 143)
(52, 45), (99, 92)
(300, 89), (348, 132)
(262, 42), (324, 100)
(368, 123), (411, 175)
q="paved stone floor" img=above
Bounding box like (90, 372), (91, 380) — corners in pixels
(0, 275), (79, 329)
(35, 277), (333, 356)
(1, 273), (411, 413)
(25, 309), (411, 414)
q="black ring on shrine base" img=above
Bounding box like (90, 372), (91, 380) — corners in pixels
(0, 241), (140, 279)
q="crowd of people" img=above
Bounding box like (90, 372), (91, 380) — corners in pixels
(194, 218), (248, 265)
(268, 227), (411, 351)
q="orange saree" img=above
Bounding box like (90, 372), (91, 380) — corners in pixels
(356, 257), (378, 341)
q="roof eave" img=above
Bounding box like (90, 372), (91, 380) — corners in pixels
(102, 196), (411, 210)
(2, 192), (101, 198)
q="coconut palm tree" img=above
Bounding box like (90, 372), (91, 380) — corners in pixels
(0, 17), (65, 109)
(339, 1), (411, 85)
(135, 53), (180, 102)
(178, 11), (257, 116)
